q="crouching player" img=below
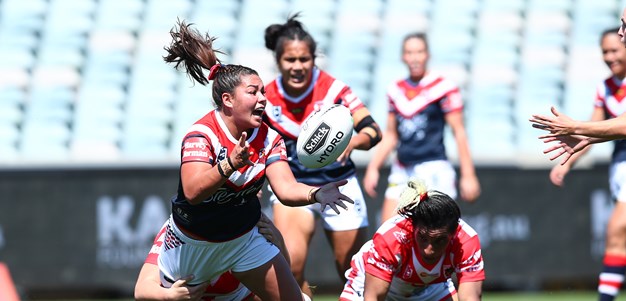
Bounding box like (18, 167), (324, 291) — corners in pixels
(340, 180), (484, 301)
(134, 213), (302, 301)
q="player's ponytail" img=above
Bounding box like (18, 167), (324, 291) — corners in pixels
(397, 180), (460, 233)
(164, 19), (258, 109)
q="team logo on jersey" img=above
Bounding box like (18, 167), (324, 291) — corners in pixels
(617, 88), (626, 101)
(217, 147), (227, 162)
(393, 230), (410, 245)
(272, 106), (282, 121)
(403, 266), (414, 278)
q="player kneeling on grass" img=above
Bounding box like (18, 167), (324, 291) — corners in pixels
(340, 180), (485, 301)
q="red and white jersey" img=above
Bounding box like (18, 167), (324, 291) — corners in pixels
(171, 110), (288, 241)
(146, 223), (254, 300)
(263, 67), (364, 184)
(343, 216), (484, 299)
(595, 76), (626, 162)
(387, 73), (463, 165)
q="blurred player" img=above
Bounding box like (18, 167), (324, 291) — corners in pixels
(135, 214), (295, 301)
(261, 14), (383, 298)
(535, 27), (626, 301)
(340, 180), (484, 301)
(529, 8), (626, 164)
(362, 32), (480, 224)
(156, 19), (353, 301)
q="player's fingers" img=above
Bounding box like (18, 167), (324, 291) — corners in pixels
(339, 193), (354, 204)
(334, 179), (349, 187)
(335, 200), (349, 211)
(551, 106), (560, 116)
(328, 203), (340, 214)
(548, 149), (565, 161)
(239, 132), (248, 146)
(172, 274), (194, 287)
(543, 144), (560, 154)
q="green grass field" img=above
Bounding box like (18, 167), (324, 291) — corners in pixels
(47, 291), (626, 300)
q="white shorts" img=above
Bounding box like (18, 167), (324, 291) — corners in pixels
(609, 161), (626, 202)
(269, 175), (368, 231)
(385, 160), (457, 201)
(158, 215), (280, 286)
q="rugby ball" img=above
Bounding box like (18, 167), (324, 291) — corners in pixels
(296, 104), (353, 168)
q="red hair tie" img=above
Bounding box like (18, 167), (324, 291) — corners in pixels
(208, 64), (221, 80)
(419, 192), (428, 202)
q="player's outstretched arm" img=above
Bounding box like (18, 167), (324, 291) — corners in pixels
(531, 106), (626, 140)
(265, 160), (354, 214)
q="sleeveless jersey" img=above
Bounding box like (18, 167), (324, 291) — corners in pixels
(387, 73), (463, 165)
(346, 216), (484, 297)
(171, 110), (287, 241)
(263, 67), (365, 185)
(595, 76), (626, 162)
(145, 222), (252, 299)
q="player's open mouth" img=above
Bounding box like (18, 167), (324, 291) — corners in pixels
(290, 74), (306, 82)
(252, 107), (265, 116)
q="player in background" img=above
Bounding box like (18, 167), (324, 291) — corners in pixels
(362, 33), (480, 224)
(535, 27), (626, 301)
(529, 8), (626, 163)
(262, 14), (383, 298)
(156, 20), (353, 301)
(340, 180), (484, 301)
(135, 213), (298, 301)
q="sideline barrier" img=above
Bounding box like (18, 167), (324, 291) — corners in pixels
(0, 164), (612, 295)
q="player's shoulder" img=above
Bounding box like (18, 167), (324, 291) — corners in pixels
(374, 216), (413, 245)
(455, 219), (480, 242)
(317, 69), (348, 90)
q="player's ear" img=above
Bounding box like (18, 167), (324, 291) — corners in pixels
(222, 92), (234, 109)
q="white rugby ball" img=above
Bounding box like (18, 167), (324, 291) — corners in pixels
(296, 104), (353, 168)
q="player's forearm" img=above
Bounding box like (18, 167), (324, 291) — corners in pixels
(455, 131), (477, 178)
(576, 116), (626, 139)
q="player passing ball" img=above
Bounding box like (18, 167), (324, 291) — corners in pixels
(153, 19), (353, 301)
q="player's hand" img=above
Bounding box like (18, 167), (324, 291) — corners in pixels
(363, 167), (379, 198)
(530, 106), (577, 137)
(459, 174), (480, 203)
(549, 163), (570, 187)
(168, 275), (208, 301)
(230, 132), (255, 168)
(313, 179), (354, 214)
(541, 135), (591, 165)
(336, 143), (354, 166)
(257, 213), (281, 245)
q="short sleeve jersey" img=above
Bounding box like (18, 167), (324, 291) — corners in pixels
(171, 110), (287, 241)
(364, 216), (484, 296)
(145, 222), (248, 298)
(387, 73), (463, 165)
(263, 67), (365, 185)
(595, 76), (626, 162)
